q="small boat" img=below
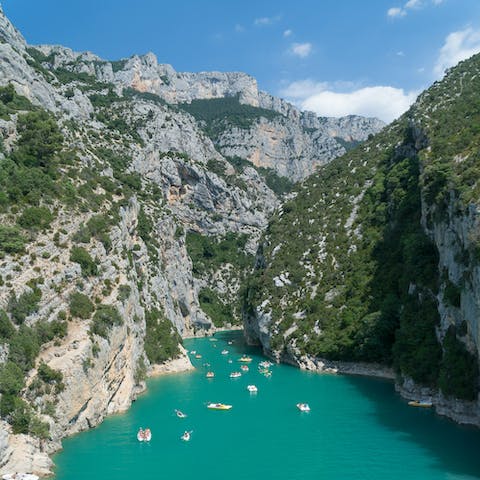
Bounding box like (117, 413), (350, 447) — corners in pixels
(408, 400), (433, 408)
(190, 350), (196, 354)
(228, 341), (233, 345)
(206, 371), (215, 378)
(221, 349), (229, 355)
(240, 365), (249, 372)
(230, 371), (242, 378)
(247, 385), (258, 393)
(228, 359), (233, 364)
(207, 403), (233, 410)
(195, 354), (202, 359)
(296, 403), (311, 412)
(259, 360), (273, 368)
(181, 430), (192, 441)
(239, 356), (252, 363)
(175, 409), (187, 418)
(137, 427), (152, 441)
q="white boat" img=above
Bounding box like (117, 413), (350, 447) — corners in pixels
(230, 371), (242, 378)
(137, 428), (152, 441)
(228, 359), (233, 363)
(240, 365), (249, 372)
(259, 360), (273, 368)
(190, 350), (196, 354)
(239, 355), (252, 363)
(247, 385), (258, 393)
(181, 430), (192, 441)
(207, 402), (232, 410)
(221, 349), (229, 355)
(206, 371), (215, 378)
(296, 403), (311, 412)
(175, 409), (187, 418)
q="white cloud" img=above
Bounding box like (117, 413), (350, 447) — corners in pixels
(290, 42), (312, 58)
(387, 0), (443, 18)
(434, 27), (480, 77)
(280, 80), (418, 123)
(254, 15), (281, 26)
(234, 24), (245, 33)
(283, 29), (292, 37)
(387, 7), (406, 17)
(396, 50), (405, 56)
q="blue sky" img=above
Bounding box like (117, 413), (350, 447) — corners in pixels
(3, 0), (480, 121)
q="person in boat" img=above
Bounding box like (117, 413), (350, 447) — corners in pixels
(138, 427), (144, 438)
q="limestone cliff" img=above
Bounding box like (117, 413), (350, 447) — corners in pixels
(244, 53), (480, 426)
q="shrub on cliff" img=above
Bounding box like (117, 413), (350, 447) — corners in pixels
(69, 292), (95, 319)
(70, 246), (98, 276)
(90, 304), (122, 338)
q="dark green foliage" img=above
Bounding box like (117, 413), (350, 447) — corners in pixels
(34, 319), (67, 344)
(123, 87), (166, 106)
(179, 95), (280, 140)
(439, 326), (479, 400)
(8, 325), (40, 373)
(110, 59), (127, 72)
(334, 136), (361, 151)
(8, 288), (42, 325)
(186, 231), (251, 276)
(0, 309), (14, 340)
(17, 206), (53, 230)
(0, 226), (25, 254)
(144, 308), (181, 364)
(73, 213), (114, 251)
(137, 207), (153, 242)
(198, 288), (233, 327)
(0, 394), (49, 438)
(0, 361), (24, 395)
(12, 111), (63, 170)
(0, 83), (34, 119)
(444, 279), (461, 307)
(70, 246), (98, 276)
(257, 166), (293, 195)
(37, 362), (63, 385)
(88, 88), (120, 108)
(90, 305), (123, 338)
(224, 156), (293, 196)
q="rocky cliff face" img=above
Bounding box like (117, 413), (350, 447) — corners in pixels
(0, 8), (384, 476)
(244, 53), (480, 426)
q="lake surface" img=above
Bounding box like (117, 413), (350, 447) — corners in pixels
(53, 331), (480, 479)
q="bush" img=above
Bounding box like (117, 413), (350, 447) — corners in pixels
(70, 246), (98, 276)
(0, 226), (25, 254)
(444, 279), (461, 308)
(144, 308), (180, 364)
(0, 361), (24, 395)
(90, 305), (122, 338)
(439, 326), (479, 400)
(12, 110), (63, 170)
(117, 285), (131, 303)
(0, 309), (15, 340)
(34, 319), (67, 344)
(8, 325), (40, 372)
(8, 287), (42, 325)
(69, 292), (94, 319)
(199, 288), (233, 327)
(37, 362), (63, 385)
(17, 206), (53, 230)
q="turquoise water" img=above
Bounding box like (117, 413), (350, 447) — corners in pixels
(53, 331), (480, 479)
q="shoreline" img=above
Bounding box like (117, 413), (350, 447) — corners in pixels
(182, 325), (243, 340)
(289, 353), (480, 428)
